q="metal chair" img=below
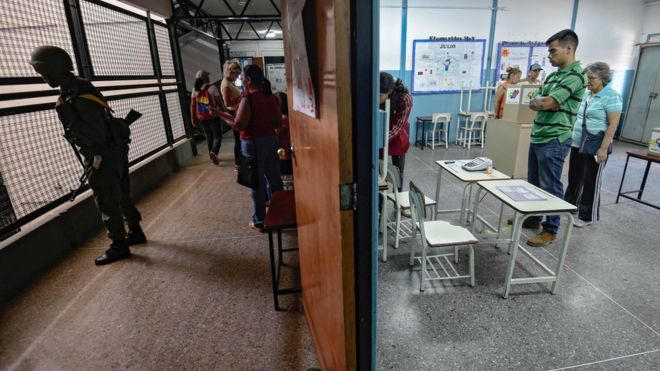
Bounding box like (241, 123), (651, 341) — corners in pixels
(408, 181), (479, 291)
(424, 113), (451, 150)
(457, 112), (488, 150)
(382, 166), (436, 261)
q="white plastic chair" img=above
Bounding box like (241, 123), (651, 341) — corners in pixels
(424, 113), (451, 150)
(408, 181), (479, 292)
(382, 166), (436, 262)
(457, 112), (488, 150)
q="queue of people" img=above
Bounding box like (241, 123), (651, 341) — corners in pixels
(516, 29), (621, 246)
(191, 63), (290, 234)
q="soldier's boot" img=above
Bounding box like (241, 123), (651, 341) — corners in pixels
(125, 224), (147, 246)
(95, 239), (131, 265)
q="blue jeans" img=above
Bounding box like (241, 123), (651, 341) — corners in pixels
(527, 138), (572, 234)
(241, 136), (283, 225)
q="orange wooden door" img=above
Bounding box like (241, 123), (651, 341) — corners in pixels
(282, 0), (356, 370)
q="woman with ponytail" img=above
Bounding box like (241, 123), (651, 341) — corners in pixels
(495, 66), (522, 119)
(220, 65), (282, 232)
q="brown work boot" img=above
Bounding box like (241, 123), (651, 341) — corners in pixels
(507, 218), (541, 229)
(526, 230), (556, 247)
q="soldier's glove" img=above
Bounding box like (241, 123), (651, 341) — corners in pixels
(92, 155), (102, 170)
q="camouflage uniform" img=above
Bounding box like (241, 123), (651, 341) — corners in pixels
(56, 75), (142, 242)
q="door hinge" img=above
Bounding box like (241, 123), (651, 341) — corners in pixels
(339, 183), (357, 211)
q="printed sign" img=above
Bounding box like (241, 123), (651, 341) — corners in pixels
(412, 39), (486, 93)
(522, 87), (538, 104)
(505, 87), (522, 104)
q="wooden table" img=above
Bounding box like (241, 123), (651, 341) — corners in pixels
(264, 191), (301, 310)
(616, 149), (660, 210)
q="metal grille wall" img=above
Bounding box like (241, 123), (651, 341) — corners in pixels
(0, 0), (190, 240)
(79, 0), (154, 77)
(110, 94), (169, 161)
(155, 25), (176, 77)
(165, 91), (186, 140)
(0, 109), (80, 219)
(0, 0), (78, 78)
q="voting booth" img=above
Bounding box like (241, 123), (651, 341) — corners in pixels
(485, 84), (569, 178)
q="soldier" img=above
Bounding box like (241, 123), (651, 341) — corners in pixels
(29, 45), (146, 265)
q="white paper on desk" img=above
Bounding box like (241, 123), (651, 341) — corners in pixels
(497, 185), (546, 201)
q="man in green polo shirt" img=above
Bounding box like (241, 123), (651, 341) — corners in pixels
(525, 29), (586, 247)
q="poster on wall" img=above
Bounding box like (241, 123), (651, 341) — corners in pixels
(412, 39), (486, 94)
(530, 46), (557, 81)
(285, 0), (316, 118)
(266, 64), (287, 93)
(264, 56), (287, 93)
(495, 42), (558, 83)
(498, 46), (530, 79)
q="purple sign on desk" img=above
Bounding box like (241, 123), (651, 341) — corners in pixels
(497, 185), (546, 201)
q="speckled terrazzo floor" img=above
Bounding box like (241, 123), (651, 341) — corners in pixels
(377, 140), (660, 370)
(0, 135), (318, 370)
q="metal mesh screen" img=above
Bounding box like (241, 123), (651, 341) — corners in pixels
(154, 25), (175, 76)
(165, 92), (185, 140)
(0, 0), (78, 78)
(0, 109), (80, 219)
(110, 94), (168, 161)
(80, 0), (153, 77)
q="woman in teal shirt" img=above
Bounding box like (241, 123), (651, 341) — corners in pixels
(564, 62), (622, 227)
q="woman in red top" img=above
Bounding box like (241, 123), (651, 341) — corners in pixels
(221, 65), (282, 232)
(380, 72), (413, 191)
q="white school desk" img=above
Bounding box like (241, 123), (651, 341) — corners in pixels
(470, 179), (577, 298)
(434, 160), (510, 229)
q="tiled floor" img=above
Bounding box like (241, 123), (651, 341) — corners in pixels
(377, 140), (660, 370)
(1, 133), (658, 370)
(0, 135), (317, 370)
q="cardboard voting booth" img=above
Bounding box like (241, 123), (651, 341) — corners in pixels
(649, 128), (660, 157)
(501, 84), (538, 124)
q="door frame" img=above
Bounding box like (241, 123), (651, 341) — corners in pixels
(352, 0), (377, 369)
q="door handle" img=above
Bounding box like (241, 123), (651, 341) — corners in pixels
(650, 92), (658, 99)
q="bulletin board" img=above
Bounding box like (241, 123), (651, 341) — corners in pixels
(495, 42), (557, 82)
(411, 39), (486, 94)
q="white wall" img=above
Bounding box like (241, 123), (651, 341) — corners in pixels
(179, 33), (222, 90)
(381, 0), (648, 74)
(575, 0), (644, 70)
(405, 0), (492, 70)
(641, 2), (660, 42)
(379, 6), (403, 71)
(493, 0), (573, 64)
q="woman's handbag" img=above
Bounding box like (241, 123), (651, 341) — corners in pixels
(578, 99), (612, 156)
(237, 155), (258, 188)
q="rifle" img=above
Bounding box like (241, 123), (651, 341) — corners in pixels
(66, 109), (141, 201)
(66, 138), (91, 202)
(69, 163), (92, 202)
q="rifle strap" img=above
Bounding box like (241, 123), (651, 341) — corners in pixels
(79, 93), (114, 112)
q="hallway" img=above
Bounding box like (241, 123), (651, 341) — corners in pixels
(0, 135), (318, 370)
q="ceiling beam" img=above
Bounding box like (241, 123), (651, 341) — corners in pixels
(177, 16), (281, 21)
(240, 0), (252, 17)
(268, 0), (281, 15)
